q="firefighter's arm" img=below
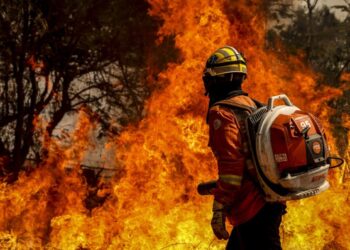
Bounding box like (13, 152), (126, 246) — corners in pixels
(208, 106), (245, 206)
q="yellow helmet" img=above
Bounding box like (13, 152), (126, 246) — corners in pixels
(203, 46), (247, 77)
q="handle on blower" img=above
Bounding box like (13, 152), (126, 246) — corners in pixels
(197, 180), (217, 195)
(327, 156), (344, 169)
(267, 94), (293, 111)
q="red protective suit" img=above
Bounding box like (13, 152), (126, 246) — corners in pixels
(208, 95), (266, 226)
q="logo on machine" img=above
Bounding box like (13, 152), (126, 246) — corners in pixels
(312, 141), (322, 154)
(299, 120), (311, 129)
(274, 153), (288, 163)
(292, 116), (313, 135)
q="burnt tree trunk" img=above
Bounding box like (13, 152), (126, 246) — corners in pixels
(305, 0), (319, 61)
(11, 1), (30, 180)
(46, 77), (72, 136)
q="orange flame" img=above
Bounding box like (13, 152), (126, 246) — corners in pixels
(0, 0), (349, 249)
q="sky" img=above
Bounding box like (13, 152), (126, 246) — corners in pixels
(306, 0), (348, 20)
(270, 0), (348, 28)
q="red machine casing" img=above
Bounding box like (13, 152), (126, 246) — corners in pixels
(270, 110), (322, 174)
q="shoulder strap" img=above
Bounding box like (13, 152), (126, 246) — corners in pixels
(206, 96), (264, 124)
(213, 99), (257, 114)
(252, 99), (265, 108)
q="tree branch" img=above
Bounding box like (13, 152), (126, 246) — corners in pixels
(336, 58), (350, 82)
(70, 82), (107, 101)
(72, 93), (109, 108)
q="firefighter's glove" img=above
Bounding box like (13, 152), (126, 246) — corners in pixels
(211, 200), (229, 240)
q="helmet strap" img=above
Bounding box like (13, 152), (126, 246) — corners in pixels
(229, 73), (234, 82)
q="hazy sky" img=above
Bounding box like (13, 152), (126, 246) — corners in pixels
(320, 0), (345, 5)
(307, 0), (348, 20)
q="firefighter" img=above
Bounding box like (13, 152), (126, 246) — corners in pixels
(203, 46), (286, 250)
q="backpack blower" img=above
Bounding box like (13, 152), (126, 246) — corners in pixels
(198, 94), (344, 201)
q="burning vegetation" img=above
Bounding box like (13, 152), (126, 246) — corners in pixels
(0, 0), (349, 249)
